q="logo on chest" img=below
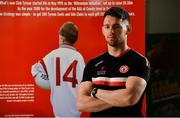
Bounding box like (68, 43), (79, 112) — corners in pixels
(95, 60), (107, 75)
(119, 65), (129, 73)
(97, 66), (107, 75)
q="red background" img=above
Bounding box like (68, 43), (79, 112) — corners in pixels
(0, 0), (145, 116)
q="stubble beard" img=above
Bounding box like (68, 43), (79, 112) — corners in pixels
(108, 37), (124, 48)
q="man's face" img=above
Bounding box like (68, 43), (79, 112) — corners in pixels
(102, 15), (129, 47)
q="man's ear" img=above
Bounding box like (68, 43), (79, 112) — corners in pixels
(126, 24), (131, 34)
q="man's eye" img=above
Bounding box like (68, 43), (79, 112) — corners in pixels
(113, 25), (121, 29)
(104, 25), (109, 29)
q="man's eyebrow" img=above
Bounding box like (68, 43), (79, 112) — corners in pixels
(103, 24), (109, 26)
(114, 24), (121, 26)
(103, 23), (120, 26)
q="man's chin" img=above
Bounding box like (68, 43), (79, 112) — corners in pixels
(108, 43), (118, 47)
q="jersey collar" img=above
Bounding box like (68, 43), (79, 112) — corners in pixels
(60, 44), (76, 51)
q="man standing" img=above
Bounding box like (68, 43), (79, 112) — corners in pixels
(77, 7), (150, 117)
(31, 22), (85, 117)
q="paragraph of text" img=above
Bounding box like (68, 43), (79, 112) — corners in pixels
(0, 0), (135, 17)
(0, 84), (35, 103)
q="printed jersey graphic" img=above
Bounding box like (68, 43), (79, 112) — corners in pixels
(32, 45), (85, 117)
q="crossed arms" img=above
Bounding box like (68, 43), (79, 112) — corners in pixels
(77, 76), (147, 112)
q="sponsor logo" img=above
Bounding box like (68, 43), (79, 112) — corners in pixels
(119, 65), (129, 73)
(97, 66), (106, 75)
(101, 66), (106, 71)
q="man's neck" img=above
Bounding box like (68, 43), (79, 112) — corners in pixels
(108, 45), (129, 57)
(60, 44), (76, 50)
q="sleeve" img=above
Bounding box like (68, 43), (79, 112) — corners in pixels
(31, 60), (50, 90)
(81, 61), (94, 82)
(134, 57), (150, 82)
(31, 59), (48, 78)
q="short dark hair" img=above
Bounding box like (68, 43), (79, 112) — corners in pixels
(104, 7), (130, 22)
(59, 22), (78, 44)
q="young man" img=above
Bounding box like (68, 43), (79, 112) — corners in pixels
(31, 22), (85, 117)
(77, 7), (150, 117)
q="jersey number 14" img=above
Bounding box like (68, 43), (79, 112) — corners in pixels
(56, 57), (78, 88)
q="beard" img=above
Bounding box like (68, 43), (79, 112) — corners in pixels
(108, 40), (119, 47)
(107, 37), (124, 47)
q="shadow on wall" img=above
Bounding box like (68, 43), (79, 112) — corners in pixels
(146, 34), (180, 117)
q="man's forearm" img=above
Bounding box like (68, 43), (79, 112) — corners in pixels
(77, 94), (112, 112)
(95, 76), (147, 107)
(96, 88), (132, 107)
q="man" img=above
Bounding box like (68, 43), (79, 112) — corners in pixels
(77, 7), (150, 117)
(31, 22), (85, 117)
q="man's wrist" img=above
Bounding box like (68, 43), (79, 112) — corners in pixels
(91, 88), (98, 98)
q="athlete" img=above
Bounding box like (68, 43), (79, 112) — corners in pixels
(77, 7), (150, 117)
(31, 22), (85, 117)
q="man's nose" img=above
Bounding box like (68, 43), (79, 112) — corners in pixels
(110, 27), (115, 33)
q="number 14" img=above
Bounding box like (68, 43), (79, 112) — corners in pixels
(56, 57), (78, 88)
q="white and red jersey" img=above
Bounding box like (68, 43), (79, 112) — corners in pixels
(31, 44), (85, 117)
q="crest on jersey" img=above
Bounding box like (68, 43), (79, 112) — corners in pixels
(119, 65), (129, 73)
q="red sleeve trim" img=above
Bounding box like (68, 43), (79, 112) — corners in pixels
(39, 59), (49, 78)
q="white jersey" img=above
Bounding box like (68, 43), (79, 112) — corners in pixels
(31, 45), (85, 117)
